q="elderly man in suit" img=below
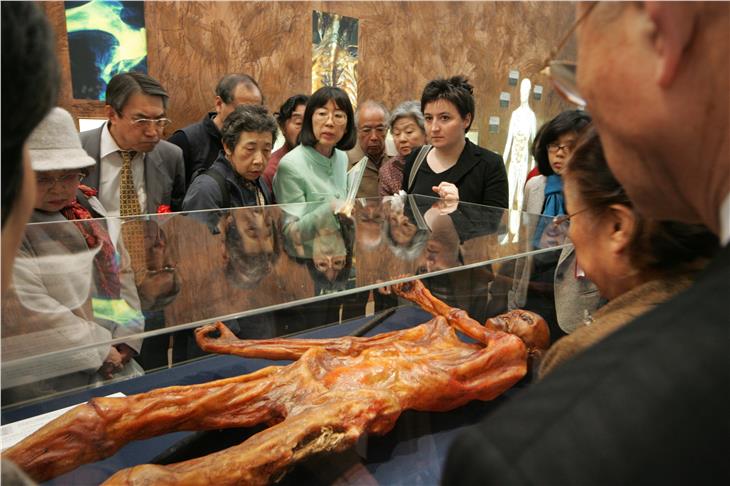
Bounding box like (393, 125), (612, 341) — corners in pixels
(442, 3), (729, 485)
(80, 71), (185, 216)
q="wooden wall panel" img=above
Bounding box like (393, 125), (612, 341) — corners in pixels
(43, 1), (576, 154)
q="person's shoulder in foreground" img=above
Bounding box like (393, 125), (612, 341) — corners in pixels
(441, 245), (730, 486)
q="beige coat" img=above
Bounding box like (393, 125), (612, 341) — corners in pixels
(538, 275), (695, 379)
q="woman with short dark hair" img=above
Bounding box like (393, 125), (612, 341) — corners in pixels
(402, 76), (508, 207)
(273, 86), (356, 206)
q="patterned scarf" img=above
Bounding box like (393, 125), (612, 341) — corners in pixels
(60, 185), (121, 298)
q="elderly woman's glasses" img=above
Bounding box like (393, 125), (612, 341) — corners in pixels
(36, 172), (84, 188)
(540, 1), (599, 107)
(552, 207), (590, 226)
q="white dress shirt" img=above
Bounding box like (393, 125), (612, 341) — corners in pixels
(98, 122), (148, 217)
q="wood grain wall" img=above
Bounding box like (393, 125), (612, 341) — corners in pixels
(42, 1), (576, 154)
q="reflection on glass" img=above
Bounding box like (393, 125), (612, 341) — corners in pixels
(1, 196), (569, 407)
(134, 219), (180, 311)
(221, 209), (280, 289)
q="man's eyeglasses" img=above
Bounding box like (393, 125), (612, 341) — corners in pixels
(313, 109), (348, 126)
(129, 117), (172, 129)
(359, 126), (387, 135)
(547, 143), (575, 154)
(540, 1), (599, 107)
(36, 172), (84, 188)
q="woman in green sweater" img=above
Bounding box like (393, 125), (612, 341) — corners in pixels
(273, 86), (356, 207)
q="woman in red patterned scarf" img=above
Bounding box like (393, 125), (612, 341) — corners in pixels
(2, 108), (145, 405)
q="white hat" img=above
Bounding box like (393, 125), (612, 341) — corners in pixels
(27, 107), (96, 171)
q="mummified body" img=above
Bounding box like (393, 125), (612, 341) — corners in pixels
(4, 280), (549, 485)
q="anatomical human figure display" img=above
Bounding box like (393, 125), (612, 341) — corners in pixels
(4, 280), (549, 485)
(502, 78), (537, 242)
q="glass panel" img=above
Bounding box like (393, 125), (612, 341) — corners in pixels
(1, 195), (568, 408)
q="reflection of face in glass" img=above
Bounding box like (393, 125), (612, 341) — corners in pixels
(416, 216), (460, 273)
(137, 220), (180, 311)
(538, 219), (569, 249)
(222, 210), (280, 289)
(312, 229), (347, 283)
(355, 200), (384, 249)
(389, 212), (417, 246)
(234, 209), (275, 254)
(417, 239), (460, 273)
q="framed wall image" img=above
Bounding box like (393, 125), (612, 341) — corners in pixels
(312, 10), (359, 108)
(65, 0), (147, 100)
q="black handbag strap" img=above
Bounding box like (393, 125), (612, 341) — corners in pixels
(407, 144), (432, 192)
(203, 168), (231, 209)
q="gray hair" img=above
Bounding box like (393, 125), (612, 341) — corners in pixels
(389, 100), (425, 132)
(355, 100), (390, 127)
(105, 72), (168, 113)
(221, 104), (278, 150)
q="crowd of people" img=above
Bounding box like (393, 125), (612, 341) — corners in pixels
(1, 1), (727, 485)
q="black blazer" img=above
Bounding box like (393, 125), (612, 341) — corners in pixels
(402, 139), (508, 209)
(441, 243), (730, 485)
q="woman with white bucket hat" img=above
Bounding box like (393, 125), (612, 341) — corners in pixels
(1, 108), (145, 405)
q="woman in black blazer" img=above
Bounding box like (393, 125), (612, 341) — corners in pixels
(402, 76), (508, 209)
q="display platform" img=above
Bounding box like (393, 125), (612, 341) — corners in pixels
(3, 305), (529, 485)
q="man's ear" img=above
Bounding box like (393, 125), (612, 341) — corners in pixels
(214, 96), (224, 114)
(607, 204), (636, 255)
(104, 104), (116, 124)
(643, 2), (698, 88)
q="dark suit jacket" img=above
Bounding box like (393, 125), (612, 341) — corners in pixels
(403, 139), (508, 208)
(441, 244), (730, 485)
(80, 126), (186, 212)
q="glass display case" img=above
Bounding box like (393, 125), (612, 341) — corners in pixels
(1, 195), (570, 485)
